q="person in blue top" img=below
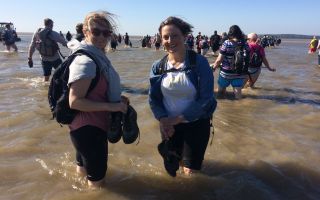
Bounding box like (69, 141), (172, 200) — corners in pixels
(149, 16), (217, 177)
(212, 25), (250, 99)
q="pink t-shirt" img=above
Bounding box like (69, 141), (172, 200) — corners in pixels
(248, 42), (265, 57)
(69, 75), (109, 132)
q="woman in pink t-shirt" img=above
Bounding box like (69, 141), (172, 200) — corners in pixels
(244, 33), (276, 88)
(68, 11), (128, 189)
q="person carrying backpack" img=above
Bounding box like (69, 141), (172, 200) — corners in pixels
(1, 24), (18, 52)
(149, 16), (217, 177)
(209, 30), (221, 55)
(309, 36), (318, 54)
(211, 25), (250, 99)
(62, 11), (139, 189)
(244, 33), (276, 88)
(27, 18), (67, 81)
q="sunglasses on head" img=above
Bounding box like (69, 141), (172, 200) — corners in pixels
(90, 28), (112, 37)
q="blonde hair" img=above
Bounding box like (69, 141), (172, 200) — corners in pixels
(83, 11), (117, 34)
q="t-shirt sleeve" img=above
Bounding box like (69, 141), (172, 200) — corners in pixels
(220, 41), (227, 55)
(50, 31), (67, 46)
(68, 55), (96, 85)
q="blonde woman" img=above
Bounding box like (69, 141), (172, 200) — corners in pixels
(68, 11), (128, 188)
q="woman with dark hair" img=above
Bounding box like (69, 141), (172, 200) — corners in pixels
(74, 23), (85, 42)
(149, 16), (217, 177)
(212, 25), (250, 99)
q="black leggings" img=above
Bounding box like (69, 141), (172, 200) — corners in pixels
(170, 118), (211, 170)
(70, 125), (108, 182)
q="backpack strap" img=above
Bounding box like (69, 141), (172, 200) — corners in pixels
(186, 50), (200, 99)
(156, 50), (197, 75)
(156, 54), (168, 75)
(187, 50), (197, 69)
(70, 49), (101, 95)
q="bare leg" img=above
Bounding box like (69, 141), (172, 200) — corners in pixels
(247, 69), (261, 88)
(76, 165), (87, 176)
(217, 86), (226, 98)
(76, 165), (104, 189)
(12, 44), (18, 52)
(88, 179), (105, 189)
(234, 87), (242, 99)
(243, 77), (250, 88)
(44, 76), (50, 82)
(183, 167), (193, 175)
(248, 76), (258, 88)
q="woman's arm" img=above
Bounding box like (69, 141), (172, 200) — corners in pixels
(148, 61), (169, 120)
(212, 53), (224, 70)
(262, 56), (276, 72)
(69, 78), (127, 113)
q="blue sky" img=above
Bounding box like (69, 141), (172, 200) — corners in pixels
(1, 0), (319, 36)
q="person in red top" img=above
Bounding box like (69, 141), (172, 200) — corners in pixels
(244, 33), (276, 88)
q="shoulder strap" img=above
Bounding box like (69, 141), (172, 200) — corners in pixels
(187, 50), (197, 68)
(157, 54), (168, 75)
(156, 50), (197, 75)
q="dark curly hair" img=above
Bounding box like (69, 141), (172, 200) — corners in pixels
(228, 25), (244, 40)
(158, 16), (193, 36)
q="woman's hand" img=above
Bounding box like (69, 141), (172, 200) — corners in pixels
(269, 67), (276, 72)
(109, 102), (128, 113)
(121, 95), (130, 105)
(160, 120), (174, 140)
(159, 115), (186, 140)
(161, 115), (186, 126)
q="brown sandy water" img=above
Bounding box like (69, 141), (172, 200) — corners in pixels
(0, 34), (319, 200)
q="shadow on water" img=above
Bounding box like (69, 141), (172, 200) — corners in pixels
(121, 84), (320, 107)
(255, 87), (320, 97)
(122, 85), (149, 95)
(244, 94), (320, 106)
(100, 160), (320, 200)
(243, 87), (320, 106)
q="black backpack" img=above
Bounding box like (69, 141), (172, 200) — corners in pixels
(249, 48), (263, 68)
(1, 30), (13, 43)
(233, 44), (250, 74)
(37, 28), (59, 57)
(48, 49), (100, 125)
